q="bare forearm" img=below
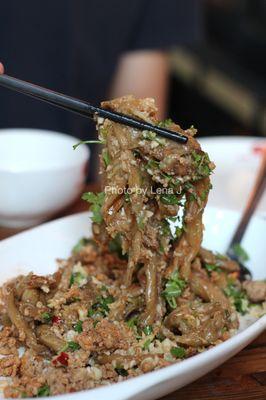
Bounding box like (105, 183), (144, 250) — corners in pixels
(109, 51), (169, 119)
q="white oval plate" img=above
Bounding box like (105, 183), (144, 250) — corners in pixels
(0, 209), (265, 400)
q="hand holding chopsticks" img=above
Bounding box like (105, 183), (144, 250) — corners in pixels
(0, 73), (187, 144)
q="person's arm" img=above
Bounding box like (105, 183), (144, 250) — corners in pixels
(0, 63), (4, 74)
(109, 51), (169, 120)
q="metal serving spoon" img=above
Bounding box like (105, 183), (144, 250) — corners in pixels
(226, 147), (266, 281)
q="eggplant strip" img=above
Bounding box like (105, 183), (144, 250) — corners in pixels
(6, 290), (45, 353)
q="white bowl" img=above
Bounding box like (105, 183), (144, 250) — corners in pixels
(0, 128), (90, 228)
(0, 209), (265, 400)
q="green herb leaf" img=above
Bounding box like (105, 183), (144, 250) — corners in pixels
(73, 139), (105, 150)
(88, 295), (115, 317)
(232, 243), (250, 264)
(192, 150), (213, 178)
(37, 385), (50, 397)
(124, 193), (131, 203)
(146, 159), (160, 171)
(157, 118), (173, 128)
(175, 226), (183, 239)
(115, 367), (128, 377)
(93, 320), (99, 328)
(126, 316), (139, 329)
(205, 264), (221, 273)
(69, 272), (86, 288)
(102, 149), (111, 167)
(67, 341), (81, 351)
(170, 346), (186, 358)
(160, 194), (179, 205)
(74, 321), (83, 333)
(82, 192), (105, 224)
(143, 339), (151, 350)
(143, 325), (153, 336)
(41, 312), (52, 323)
(224, 284), (249, 315)
(162, 271), (186, 308)
(142, 130), (166, 145)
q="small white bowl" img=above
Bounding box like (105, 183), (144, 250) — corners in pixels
(0, 128), (90, 228)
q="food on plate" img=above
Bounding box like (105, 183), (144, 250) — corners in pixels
(0, 96), (265, 397)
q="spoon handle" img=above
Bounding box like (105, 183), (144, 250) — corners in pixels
(228, 148), (266, 248)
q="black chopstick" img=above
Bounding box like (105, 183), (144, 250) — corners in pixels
(0, 74), (187, 144)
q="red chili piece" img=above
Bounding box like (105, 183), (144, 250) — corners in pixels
(52, 352), (69, 366)
(52, 315), (62, 324)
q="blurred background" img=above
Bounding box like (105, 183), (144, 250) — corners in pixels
(0, 0), (266, 228)
(169, 0), (266, 137)
(1, 1), (265, 156)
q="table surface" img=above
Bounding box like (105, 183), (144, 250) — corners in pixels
(0, 185), (265, 400)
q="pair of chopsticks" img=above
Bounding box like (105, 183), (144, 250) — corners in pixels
(0, 74), (187, 144)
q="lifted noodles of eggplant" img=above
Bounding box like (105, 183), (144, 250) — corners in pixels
(94, 95), (217, 326)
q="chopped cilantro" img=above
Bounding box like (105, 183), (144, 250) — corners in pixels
(162, 271), (186, 308)
(189, 193), (197, 202)
(175, 226), (183, 239)
(93, 320), (99, 328)
(143, 339), (151, 350)
(160, 220), (172, 237)
(160, 193), (179, 205)
(41, 312), (52, 323)
(126, 316), (139, 329)
(102, 149), (110, 167)
(170, 346), (186, 358)
(200, 187), (211, 201)
(192, 151), (213, 178)
(205, 264), (221, 273)
(74, 321), (83, 333)
(69, 272), (86, 287)
(115, 367), (128, 377)
(67, 341), (80, 351)
(232, 243), (249, 264)
(142, 130), (166, 145)
(157, 118), (173, 128)
(82, 191), (105, 224)
(37, 385), (50, 397)
(142, 130), (156, 140)
(73, 139), (105, 150)
(88, 295), (115, 317)
(192, 151), (202, 163)
(146, 159), (160, 170)
(124, 192), (131, 203)
(224, 284), (249, 315)
(143, 325), (153, 336)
